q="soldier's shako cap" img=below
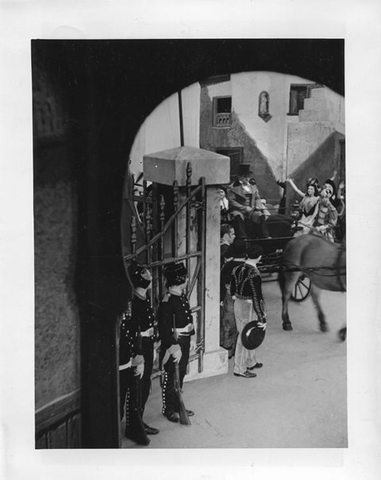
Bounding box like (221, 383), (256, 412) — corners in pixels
(128, 261), (151, 289)
(164, 262), (187, 287)
(241, 321), (266, 350)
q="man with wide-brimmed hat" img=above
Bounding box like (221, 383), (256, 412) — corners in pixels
(158, 262), (195, 423)
(227, 163), (269, 238)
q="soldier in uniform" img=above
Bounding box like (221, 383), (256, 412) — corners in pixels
(119, 300), (147, 445)
(119, 262), (159, 445)
(128, 262), (160, 436)
(158, 262), (195, 423)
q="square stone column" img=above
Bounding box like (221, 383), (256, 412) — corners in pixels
(144, 146), (230, 380)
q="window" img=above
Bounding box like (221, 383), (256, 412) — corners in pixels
(288, 84), (321, 115)
(213, 96), (232, 127)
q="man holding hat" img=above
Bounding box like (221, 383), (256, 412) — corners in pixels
(158, 262), (195, 423)
(227, 163), (269, 238)
(119, 261), (159, 445)
(230, 244), (267, 378)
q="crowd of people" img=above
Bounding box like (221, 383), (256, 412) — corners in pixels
(219, 164), (345, 242)
(287, 170), (345, 242)
(218, 164), (346, 374)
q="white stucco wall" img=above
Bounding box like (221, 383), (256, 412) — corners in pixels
(323, 87), (345, 134)
(129, 72), (344, 183)
(205, 80), (232, 98)
(229, 71), (345, 180)
(129, 82), (201, 179)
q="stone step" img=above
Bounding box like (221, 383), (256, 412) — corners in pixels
(299, 109), (332, 122)
(309, 87), (326, 99)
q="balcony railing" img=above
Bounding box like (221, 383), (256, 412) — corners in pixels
(214, 112), (231, 127)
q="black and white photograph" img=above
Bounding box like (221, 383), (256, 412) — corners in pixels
(32, 38), (347, 450)
(1, 1), (380, 479)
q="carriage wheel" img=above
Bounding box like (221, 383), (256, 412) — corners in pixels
(291, 275), (311, 302)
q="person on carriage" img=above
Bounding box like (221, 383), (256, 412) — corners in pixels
(323, 169), (346, 241)
(227, 163), (270, 239)
(286, 177), (320, 235)
(312, 188), (338, 241)
(323, 178), (345, 215)
(276, 179), (287, 214)
(218, 186), (231, 224)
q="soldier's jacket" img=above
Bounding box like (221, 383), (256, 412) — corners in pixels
(131, 295), (156, 344)
(119, 295), (158, 368)
(158, 292), (195, 349)
(119, 301), (139, 368)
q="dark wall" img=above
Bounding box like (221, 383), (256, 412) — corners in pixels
(33, 53), (83, 446)
(33, 57), (81, 409)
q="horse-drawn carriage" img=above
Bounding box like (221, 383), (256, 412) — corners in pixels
(238, 204), (346, 337)
(235, 204), (312, 303)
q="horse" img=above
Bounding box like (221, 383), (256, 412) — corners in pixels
(279, 233), (346, 336)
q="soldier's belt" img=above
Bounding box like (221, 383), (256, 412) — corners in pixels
(141, 327), (154, 337)
(235, 295), (253, 301)
(119, 360), (132, 371)
(175, 323), (194, 335)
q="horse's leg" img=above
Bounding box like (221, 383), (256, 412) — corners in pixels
(338, 327), (346, 342)
(310, 285), (328, 332)
(280, 271), (300, 331)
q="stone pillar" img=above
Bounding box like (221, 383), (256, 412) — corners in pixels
(143, 146), (230, 380)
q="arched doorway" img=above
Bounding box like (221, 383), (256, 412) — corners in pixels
(32, 39), (344, 448)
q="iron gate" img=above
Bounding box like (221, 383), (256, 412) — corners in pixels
(121, 160), (207, 375)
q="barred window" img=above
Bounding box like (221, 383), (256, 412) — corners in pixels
(213, 96), (232, 127)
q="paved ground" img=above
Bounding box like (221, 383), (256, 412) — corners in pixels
(122, 278), (347, 449)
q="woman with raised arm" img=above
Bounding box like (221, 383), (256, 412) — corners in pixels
(287, 178), (320, 234)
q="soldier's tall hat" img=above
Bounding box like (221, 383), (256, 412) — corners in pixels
(164, 262), (187, 287)
(128, 261), (152, 289)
